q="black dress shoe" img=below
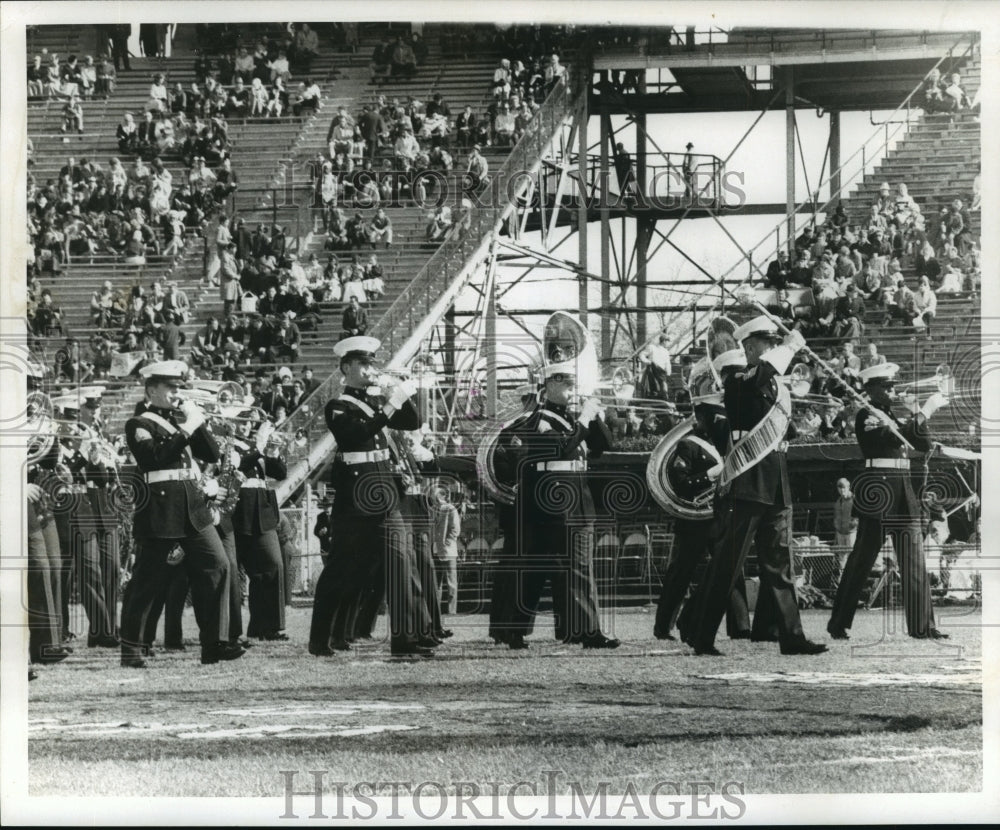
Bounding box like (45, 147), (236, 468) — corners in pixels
(912, 628), (950, 640)
(88, 634), (121, 648)
(419, 636), (443, 647)
(693, 644), (724, 656)
(507, 634), (529, 650)
(308, 644), (336, 657)
(260, 632), (290, 641)
(232, 638), (254, 649)
(201, 642), (247, 665)
(163, 641), (186, 652)
(826, 623), (850, 640)
(581, 634), (620, 649)
(390, 643), (435, 657)
(779, 637), (828, 655)
(34, 646), (71, 665)
(435, 629), (454, 639)
(653, 629), (677, 641)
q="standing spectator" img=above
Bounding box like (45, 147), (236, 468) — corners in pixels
(220, 241), (241, 317)
(294, 24), (319, 72)
(340, 295), (368, 339)
(765, 250), (790, 290)
(682, 141), (695, 199)
(313, 500), (333, 563)
(158, 311), (186, 360)
(111, 24), (131, 72)
(832, 477), (858, 585)
(433, 487), (461, 615)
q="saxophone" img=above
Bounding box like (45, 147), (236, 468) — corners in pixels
(206, 429), (246, 519)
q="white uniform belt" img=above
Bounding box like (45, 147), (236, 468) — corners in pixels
(146, 469), (199, 483)
(338, 449), (391, 465)
(866, 458), (909, 469)
(535, 460), (587, 472)
(240, 478), (266, 489)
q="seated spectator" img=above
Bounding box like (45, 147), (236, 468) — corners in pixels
(370, 38), (391, 83)
(390, 36), (417, 79)
(60, 92), (84, 140)
(426, 205), (453, 243)
(31, 289), (64, 337)
(234, 46), (255, 82)
(943, 72), (970, 112)
(765, 250), (791, 290)
(90, 280), (121, 328)
(163, 280), (191, 323)
(861, 341), (886, 370)
(79, 56), (97, 98)
(493, 102), (516, 145)
(393, 125), (420, 171)
(466, 144), (489, 190)
(27, 55), (46, 97)
(340, 295), (368, 339)
(915, 239), (941, 284)
(247, 314), (276, 363)
(937, 262), (963, 294)
(368, 207), (392, 248)
(832, 283), (865, 342)
(294, 77), (321, 117)
(346, 211), (369, 248)
(147, 72), (169, 113)
(269, 50), (291, 84)
(362, 253), (385, 300)
(222, 313), (247, 358)
(341, 262), (367, 305)
(271, 313), (302, 363)
(764, 288), (794, 326)
(788, 247), (812, 287)
(455, 105), (478, 150)
(95, 55), (116, 98)
(913, 275), (937, 338)
(55, 337), (94, 384)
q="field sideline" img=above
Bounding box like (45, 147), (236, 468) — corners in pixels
(28, 607), (982, 797)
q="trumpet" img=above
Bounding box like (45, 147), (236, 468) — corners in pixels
(896, 364), (954, 395)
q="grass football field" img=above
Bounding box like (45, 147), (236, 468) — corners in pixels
(28, 605), (982, 797)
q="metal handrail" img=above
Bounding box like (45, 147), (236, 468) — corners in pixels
(271, 65), (587, 498)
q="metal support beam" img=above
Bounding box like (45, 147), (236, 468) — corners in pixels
(577, 92), (589, 324)
(829, 110), (841, 203)
(599, 78), (612, 360)
(484, 241), (498, 420)
(785, 66), (796, 257)
(636, 217), (651, 344)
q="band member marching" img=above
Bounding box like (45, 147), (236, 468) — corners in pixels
(50, 391), (119, 648)
(231, 418), (290, 640)
(120, 360), (245, 668)
(651, 337), (759, 641)
(827, 362), (951, 640)
(682, 316), (827, 656)
(308, 337), (435, 657)
(507, 313), (620, 650)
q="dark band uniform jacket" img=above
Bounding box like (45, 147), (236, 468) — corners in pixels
(853, 399), (933, 518)
(125, 400), (220, 538)
(722, 359), (796, 505)
(325, 386), (419, 516)
(514, 402), (613, 525)
(231, 443), (287, 534)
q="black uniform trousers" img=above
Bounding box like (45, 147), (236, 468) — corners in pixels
(309, 511), (426, 649)
(829, 513), (934, 637)
(409, 522), (442, 637)
(511, 521), (602, 642)
(688, 499), (804, 651)
(27, 516), (63, 661)
(657, 517), (758, 637)
(237, 528), (286, 636)
(488, 507), (531, 640)
(57, 509), (116, 639)
(120, 525), (231, 657)
(161, 525), (244, 644)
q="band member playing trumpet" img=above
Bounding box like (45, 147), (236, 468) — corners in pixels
(509, 359), (619, 650)
(120, 360), (245, 668)
(684, 316), (827, 656)
(827, 362), (950, 640)
(308, 337), (434, 658)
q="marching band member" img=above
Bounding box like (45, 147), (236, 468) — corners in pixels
(827, 362), (950, 640)
(77, 386), (122, 646)
(51, 392), (118, 648)
(308, 337), (434, 657)
(683, 316), (827, 656)
(26, 368), (71, 667)
(120, 360), (244, 668)
(508, 359), (619, 650)
(654, 350), (757, 641)
(231, 417), (289, 641)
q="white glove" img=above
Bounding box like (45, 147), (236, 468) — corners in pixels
(178, 400), (205, 435)
(388, 379), (419, 410)
(706, 462), (724, 481)
(202, 477), (220, 498)
(920, 392), (950, 419)
(782, 329), (806, 352)
(578, 397), (602, 425)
